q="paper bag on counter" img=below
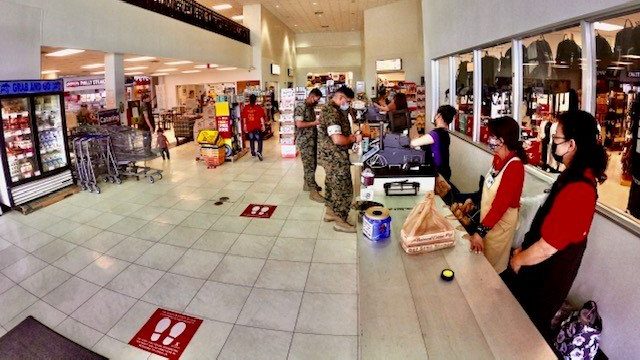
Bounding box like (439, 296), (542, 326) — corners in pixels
(400, 191), (455, 254)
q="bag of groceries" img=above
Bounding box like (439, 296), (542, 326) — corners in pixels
(400, 192), (455, 254)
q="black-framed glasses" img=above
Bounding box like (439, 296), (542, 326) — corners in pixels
(551, 135), (566, 141)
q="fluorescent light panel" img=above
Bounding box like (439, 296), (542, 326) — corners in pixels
(594, 22), (624, 32)
(157, 68), (178, 72)
(182, 70), (201, 74)
(165, 60), (193, 65)
(217, 67), (237, 71)
(212, 4), (232, 10)
(125, 71), (144, 75)
(232, 15), (244, 21)
(151, 73), (169, 76)
(45, 49), (85, 57)
(194, 64), (219, 69)
(41, 70), (60, 75)
(125, 56), (155, 62)
(81, 63), (104, 69)
(124, 66), (148, 71)
(91, 71), (106, 75)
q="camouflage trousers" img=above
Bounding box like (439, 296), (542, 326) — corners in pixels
(299, 141), (318, 188)
(323, 162), (353, 221)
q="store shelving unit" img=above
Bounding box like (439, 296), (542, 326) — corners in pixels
(279, 88), (297, 158)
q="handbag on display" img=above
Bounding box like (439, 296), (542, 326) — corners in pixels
(400, 192), (455, 254)
(614, 19), (637, 56)
(553, 301), (603, 360)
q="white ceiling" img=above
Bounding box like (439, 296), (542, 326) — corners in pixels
(196, 0), (402, 33)
(40, 46), (237, 78)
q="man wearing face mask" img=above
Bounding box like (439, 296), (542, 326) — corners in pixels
(318, 86), (361, 233)
(469, 117), (527, 273)
(295, 88), (324, 202)
(410, 105), (456, 180)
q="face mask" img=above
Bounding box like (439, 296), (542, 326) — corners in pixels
(340, 103), (350, 111)
(551, 141), (568, 163)
(487, 137), (501, 153)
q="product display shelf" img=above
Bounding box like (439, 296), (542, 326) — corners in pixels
(279, 88), (297, 158)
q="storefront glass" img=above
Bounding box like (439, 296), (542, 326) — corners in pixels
(480, 42), (514, 144)
(438, 57), (450, 106)
(454, 52), (474, 138)
(592, 13), (640, 221)
(520, 26), (583, 172)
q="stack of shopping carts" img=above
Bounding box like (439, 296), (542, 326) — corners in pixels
(71, 130), (120, 194)
(107, 126), (163, 183)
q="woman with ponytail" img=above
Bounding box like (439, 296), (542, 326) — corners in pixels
(469, 116), (527, 273)
(506, 110), (607, 341)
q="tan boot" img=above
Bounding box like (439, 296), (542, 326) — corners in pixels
(303, 183), (310, 191)
(309, 190), (325, 203)
(323, 207), (340, 222)
(333, 219), (357, 233)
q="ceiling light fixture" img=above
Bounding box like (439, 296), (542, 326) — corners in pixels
(156, 68), (178, 72)
(81, 63), (105, 69)
(217, 67), (237, 71)
(622, 54), (640, 59)
(195, 64), (219, 69)
(124, 66), (149, 71)
(125, 56), (156, 62)
(45, 49), (85, 57)
(41, 70), (60, 75)
(125, 71), (144, 75)
(607, 66), (625, 70)
(91, 71), (106, 75)
(594, 22), (624, 32)
(232, 15), (244, 21)
(151, 73), (169, 76)
(165, 60), (193, 65)
(612, 61), (633, 65)
(181, 70), (201, 74)
(212, 4), (232, 11)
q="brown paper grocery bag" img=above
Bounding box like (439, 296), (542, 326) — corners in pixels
(400, 192), (455, 254)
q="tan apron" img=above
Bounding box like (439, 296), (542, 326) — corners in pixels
(480, 157), (520, 273)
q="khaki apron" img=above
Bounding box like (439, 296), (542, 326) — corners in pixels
(480, 157), (520, 273)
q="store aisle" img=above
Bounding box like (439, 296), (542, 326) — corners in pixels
(0, 136), (358, 360)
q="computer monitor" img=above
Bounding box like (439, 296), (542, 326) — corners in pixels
(388, 110), (411, 133)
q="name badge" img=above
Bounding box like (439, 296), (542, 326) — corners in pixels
(486, 173), (496, 189)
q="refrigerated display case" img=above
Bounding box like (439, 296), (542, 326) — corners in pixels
(0, 80), (73, 207)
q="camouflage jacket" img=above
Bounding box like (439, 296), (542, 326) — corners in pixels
(294, 103), (317, 144)
(317, 103), (352, 167)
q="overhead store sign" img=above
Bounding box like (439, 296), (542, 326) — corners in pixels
(0, 80), (63, 96)
(271, 64), (281, 75)
(64, 77), (105, 91)
(376, 58), (403, 72)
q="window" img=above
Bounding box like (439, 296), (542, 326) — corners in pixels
(454, 52), (474, 138)
(438, 57), (450, 106)
(592, 13), (640, 222)
(480, 42), (514, 144)
(520, 26), (583, 172)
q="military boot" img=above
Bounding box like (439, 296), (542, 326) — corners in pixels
(323, 207), (340, 222)
(309, 190), (325, 203)
(333, 219), (357, 233)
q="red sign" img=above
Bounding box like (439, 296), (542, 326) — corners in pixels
(216, 116), (231, 138)
(241, 204), (277, 219)
(129, 308), (202, 360)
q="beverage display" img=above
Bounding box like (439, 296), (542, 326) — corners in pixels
(1, 97), (40, 182)
(34, 95), (68, 172)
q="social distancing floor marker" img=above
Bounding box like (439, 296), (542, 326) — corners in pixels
(240, 204), (277, 218)
(129, 308), (202, 360)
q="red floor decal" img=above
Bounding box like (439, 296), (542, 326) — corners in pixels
(129, 308), (202, 360)
(240, 204), (277, 219)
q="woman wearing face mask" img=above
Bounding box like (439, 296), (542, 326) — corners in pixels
(469, 116), (527, 274)
(506, 111), (607, 341)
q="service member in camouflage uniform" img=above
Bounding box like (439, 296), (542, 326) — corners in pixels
(295, 88), (324, 203)
(317, 86), (361, 233)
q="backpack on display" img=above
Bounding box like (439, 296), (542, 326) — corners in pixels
(556, 36), (582, 65)
(553, 301), (602, 360)
(596, 34), (614, 66)
(614, 19), (638, 56)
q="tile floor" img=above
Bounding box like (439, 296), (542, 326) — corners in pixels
(0, 138), (358, 360)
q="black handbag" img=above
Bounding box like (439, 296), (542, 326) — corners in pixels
(614, 19), (637, 56)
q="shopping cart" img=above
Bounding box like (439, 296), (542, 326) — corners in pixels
(107, 126), (163, 183)
(71, 132), (120, 194)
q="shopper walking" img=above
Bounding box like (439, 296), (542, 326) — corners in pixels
(295, 88), (323, 202)
(469, 116), (527, 273)
(242, 94), (266, 161)
(157, 128), (170, 160)
(410, 104), (456, 180)
(318, 86), (361, 233)
(506, 110), (607, 342)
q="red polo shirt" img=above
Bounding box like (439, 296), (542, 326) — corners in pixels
(241, 104), (266, 132)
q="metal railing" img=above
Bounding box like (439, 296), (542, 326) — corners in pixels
(121, 0), (250, 45)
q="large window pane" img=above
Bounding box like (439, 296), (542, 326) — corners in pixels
(438, 57), (450, 106)
(480, 42), (513, 144)
(521, 26), (583, 171)
(455, 52), (474, 138)
(593, 13), (640, 223)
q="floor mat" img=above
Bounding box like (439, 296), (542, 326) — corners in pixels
(0, 316), (107, 360)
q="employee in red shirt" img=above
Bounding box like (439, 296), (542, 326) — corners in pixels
(506, 110), (607, 341)
(469, 116), (527, 273)
(241, 94), (266, 161)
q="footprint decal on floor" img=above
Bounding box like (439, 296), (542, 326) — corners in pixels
(151, 317), (171, 342)
(163, 322), (187, 345)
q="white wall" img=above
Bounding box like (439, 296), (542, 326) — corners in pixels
(295, 32), (363, 86)
(260, 7), (297, 88)
(364, 0), (424, 96)
(422, 1), (640, 357)
(160, 70), (259, 108)
(0, 0), (253, 80)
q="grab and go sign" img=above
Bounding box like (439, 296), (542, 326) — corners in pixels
(0, 80), (64, 96)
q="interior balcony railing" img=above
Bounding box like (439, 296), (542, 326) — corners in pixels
(121, 0), (250, 45)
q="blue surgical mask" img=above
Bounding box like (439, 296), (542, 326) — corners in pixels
(487, 136), (501, 153)
(340, 103), (350, 111)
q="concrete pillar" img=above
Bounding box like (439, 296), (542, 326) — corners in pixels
(0, 1), (42, 80)
(104, 53), (125, 116)
(243, 4), (263, 84)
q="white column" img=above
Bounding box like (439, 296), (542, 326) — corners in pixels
(581, 21), (596, 114)
(430, 59), (439, 121)
(512, 39), (524, 135)
(449, 56), (456, 131)
(473, 49), (482, 142)
(243, 4), (263, 85)
(104, 53), (125, 122)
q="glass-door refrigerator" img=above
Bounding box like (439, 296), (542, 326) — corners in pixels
(0, 80), (73, 207)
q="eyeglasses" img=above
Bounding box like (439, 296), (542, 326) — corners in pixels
(551, 135), (566, 141)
